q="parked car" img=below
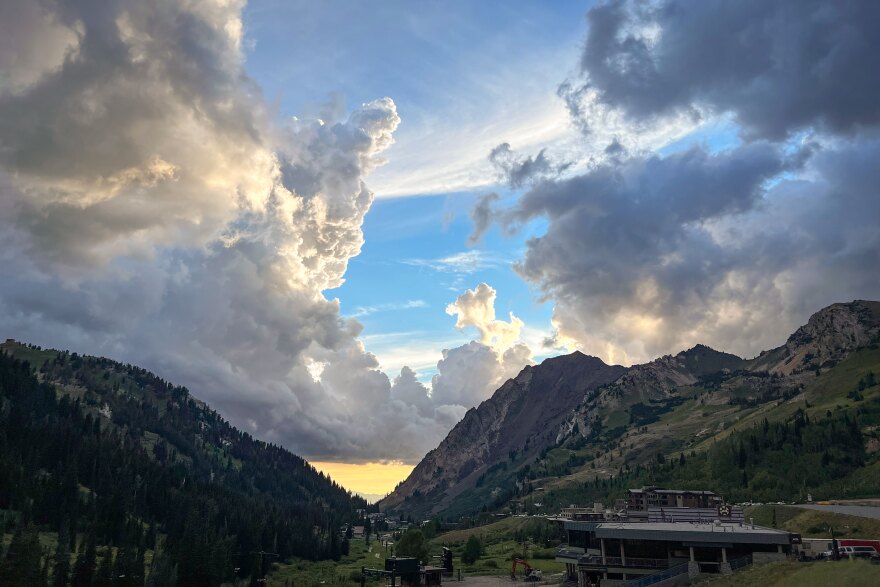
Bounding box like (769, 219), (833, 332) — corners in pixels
(817, 546), (878, 560)
(843, 546), (878, 559)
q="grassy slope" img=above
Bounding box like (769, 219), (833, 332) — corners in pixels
(745, 505), (880, 538)
(428, 518), (564, 577)
(700, 559), (880, 587)
(524, 346), (880, 504)
(267, 539), (390, 587)
(269, 519), (567, 586)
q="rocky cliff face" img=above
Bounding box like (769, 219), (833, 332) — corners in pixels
(379, 352), (625, 512)
(750, 300), (880, 375)
(562, 344), (743, 440)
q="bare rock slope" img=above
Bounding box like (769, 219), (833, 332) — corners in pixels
(379, 353), (624, 512)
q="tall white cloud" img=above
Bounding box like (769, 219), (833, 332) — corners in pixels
(445, 282), (524, 352)
(0, 0), (460, 464)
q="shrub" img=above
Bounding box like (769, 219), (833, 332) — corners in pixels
(462, 535), (482, 565)
(396, 529), (428, 563)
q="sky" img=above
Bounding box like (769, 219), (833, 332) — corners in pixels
(1, 0), (879, 500)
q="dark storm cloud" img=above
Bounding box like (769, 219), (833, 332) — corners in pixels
(467, 192), (500, 245)
(577, 0), (880, 139)
(502, 136), (880, 363)
(465, 0), (880, 365)
(489, 143), (556, 188)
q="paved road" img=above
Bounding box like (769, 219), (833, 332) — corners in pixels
(796, 504), (880, 520)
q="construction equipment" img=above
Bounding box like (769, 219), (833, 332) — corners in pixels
(510, 558), (542, 582)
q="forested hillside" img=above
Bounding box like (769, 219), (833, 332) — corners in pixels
(527, 393), (880, 512)
(0, 342), (365, 586)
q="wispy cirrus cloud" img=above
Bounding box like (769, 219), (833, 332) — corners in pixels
(348, 299), (428, 318)
(402, 250), (505, 274)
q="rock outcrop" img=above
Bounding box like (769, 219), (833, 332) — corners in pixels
(379, 352), (624, 512)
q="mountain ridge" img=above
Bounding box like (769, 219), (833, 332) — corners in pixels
(379, 352), (625, 512)
(0, 340), (365, 583)
(380, 299), (880, 518)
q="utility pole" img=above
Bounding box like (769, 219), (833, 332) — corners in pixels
(829, 526), (839, 561)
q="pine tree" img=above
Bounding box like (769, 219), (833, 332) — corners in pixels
(145, 551), (177, 587)
(0, 524), (44, 586)
(71, 533), (98, 587)
(94, 548), (114, 587)
(53, 525), (72, 587)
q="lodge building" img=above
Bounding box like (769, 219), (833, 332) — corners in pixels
(554, 488), (796, 586)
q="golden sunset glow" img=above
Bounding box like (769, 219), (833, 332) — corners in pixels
(311, 461), (414, 500)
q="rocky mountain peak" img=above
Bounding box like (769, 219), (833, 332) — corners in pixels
(378, 351), (624, 514)
(756, 300), (880, 375)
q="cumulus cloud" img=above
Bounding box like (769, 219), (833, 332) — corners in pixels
(509, 142), (793, 364)
(470, 0), (880, 366)
(425, 283), (533, 409)
(489, 136), (880, 366)
(446, 283), (524, 352)
(0, 0), (465, 464)
(430, 341), (531, 408)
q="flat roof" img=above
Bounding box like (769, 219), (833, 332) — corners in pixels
(628, 488), (716, 496)
(564, 520), (603, 531)
(592, 522), (791, 545)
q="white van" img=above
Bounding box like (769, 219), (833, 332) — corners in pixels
(840, 546), (877, 559)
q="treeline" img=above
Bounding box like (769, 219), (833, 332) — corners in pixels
(0, 350), (366, 586)
(534, 397), (880, 510)
(646, 399), (879, 502)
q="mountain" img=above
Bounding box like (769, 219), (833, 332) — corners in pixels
(748, 300), (880, 375)
(566, 344), (744, 440)
(379, 352), (625, 515)
(0, 341), (365, 585)
(380, 300), (880, 518)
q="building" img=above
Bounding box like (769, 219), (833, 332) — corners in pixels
(361, 558), (443, 587)
(627, 487), (722, 512)
(560, 503), (609, 521)
(556, 519), (794, 586)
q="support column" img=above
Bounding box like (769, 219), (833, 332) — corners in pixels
(777, 545), (783, 554)
(600, 539), (606, 565)
(688, 547), (699, 578)
(720, 547), (732, 575)
(620, 541), (626, 566)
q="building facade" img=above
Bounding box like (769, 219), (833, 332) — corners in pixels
(556, 520), (794, 586)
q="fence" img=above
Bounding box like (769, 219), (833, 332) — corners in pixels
(623, 562), (689, 587)
(728, 554), (753, 571)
